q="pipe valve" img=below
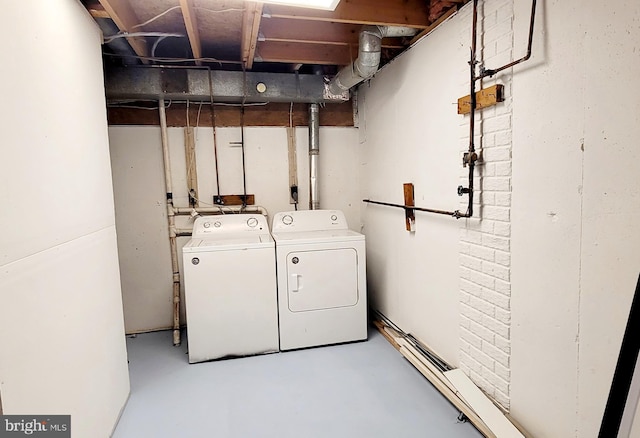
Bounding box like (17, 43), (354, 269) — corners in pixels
(463, 151), (478, 167)
(458, 185), (471, 196)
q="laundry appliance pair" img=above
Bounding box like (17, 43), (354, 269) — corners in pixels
(182, 210), (367, 363)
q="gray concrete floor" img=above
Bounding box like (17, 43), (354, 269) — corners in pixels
(113, 328), (482, 438)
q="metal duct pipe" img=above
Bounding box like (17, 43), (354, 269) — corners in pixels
(328, 26), (417, 95)
(309, 103), (320, 210)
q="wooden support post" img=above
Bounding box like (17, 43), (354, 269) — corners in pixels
(184, 127), (198, 207)
(404, 183), (415, 232)
(287, 127), (299, 204)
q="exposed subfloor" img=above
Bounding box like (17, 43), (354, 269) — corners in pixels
(113, 328), (482, 438)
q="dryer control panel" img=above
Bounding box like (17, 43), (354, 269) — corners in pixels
(272, 210), (348, 233)
(192, 214), (268, 237)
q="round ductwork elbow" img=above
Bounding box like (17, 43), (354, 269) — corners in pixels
(327, 25), (417, 96)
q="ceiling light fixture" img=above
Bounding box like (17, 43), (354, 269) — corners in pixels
(251, 0), (340, 11)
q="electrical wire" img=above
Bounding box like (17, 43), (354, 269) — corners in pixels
(195, 102), (204, 129)
(197, 6), (245, 13)
(103, 32), (184, 43)
(195, 101), (204, 142)
(289, 101), (294, 128)
(214, 102), (269, 107)
(102, 52), (242, 65)
(131, 6), (181, 30)
(131, 5), (245, 31)
(151, 35), (178, 58)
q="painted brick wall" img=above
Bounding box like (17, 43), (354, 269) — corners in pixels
(458, 0), (514, 410)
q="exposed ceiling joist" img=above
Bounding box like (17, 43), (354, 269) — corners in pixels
(256, 41), (355, 65)
(241, 2), (264, 69)
(87, 0), (467, 79)
(98, 0), (149, 63)
(260, 18), (358, 45)
(410, 6), (457, 44)
(260, 18), (408, 48)
(179, 0), (203, 66)
(264, 0), (431, 28)
(87, 2), (110, 19)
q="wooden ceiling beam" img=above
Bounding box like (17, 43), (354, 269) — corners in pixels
(86, 2), (110, 19)
(411, 6), (457, 44)
(179, 0), (203, 66)
(256, 41), (355, 65)
(261, 18), (359, 45)
(260, 18), (407, 48)
(108, 102), (354, 127)
(98, 0), (149, 63)
(241, 2), (264, 70)
(264, 0), (430, 28)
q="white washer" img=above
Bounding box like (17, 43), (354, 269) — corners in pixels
(272, 209), (367, 350)
(182, 214), (278, 363)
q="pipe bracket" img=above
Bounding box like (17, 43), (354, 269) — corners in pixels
(462, 151), (478, 167)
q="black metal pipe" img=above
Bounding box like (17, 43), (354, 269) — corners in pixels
(363, 0), (537, 222)
(465, 0), (480, 218)
(208, 69), (221, 198)
(363, 199), (463, 218)
(240, 106), (248, 206)
(478, 0), (537, 79)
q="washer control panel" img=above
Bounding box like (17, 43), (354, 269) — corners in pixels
(272, 210), (348, 233)
(192, 214), (268, 237)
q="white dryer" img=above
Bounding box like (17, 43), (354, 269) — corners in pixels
(182, 214), (279, 363)
(271, 210), (367, 350)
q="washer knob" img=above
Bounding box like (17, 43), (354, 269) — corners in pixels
(247, 217), (259, 228)
(282, 214), (294, 225)
(214, 221), (222, 228)
(203, 222), (211, 228)
(331, 214), (338, 221)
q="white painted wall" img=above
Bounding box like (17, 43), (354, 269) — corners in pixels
(511, 0), (640, 436)
(108, 125), (360, 333)
(0, 1), (129, 437)
(358, 7), (468, 367)
(360, 0), (640, 436)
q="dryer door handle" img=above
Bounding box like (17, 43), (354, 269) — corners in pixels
(290, 274), (302, 292)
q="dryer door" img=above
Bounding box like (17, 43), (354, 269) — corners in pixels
(286, 248), (359, 312)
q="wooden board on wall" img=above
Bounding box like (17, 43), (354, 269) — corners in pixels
(107, 101), (355, 127)
(457, 84), (504, 115)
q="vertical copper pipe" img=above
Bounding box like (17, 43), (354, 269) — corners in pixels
(466, 0), (480, 218)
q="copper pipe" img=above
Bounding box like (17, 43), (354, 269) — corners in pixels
(478, 0), (537, 79)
